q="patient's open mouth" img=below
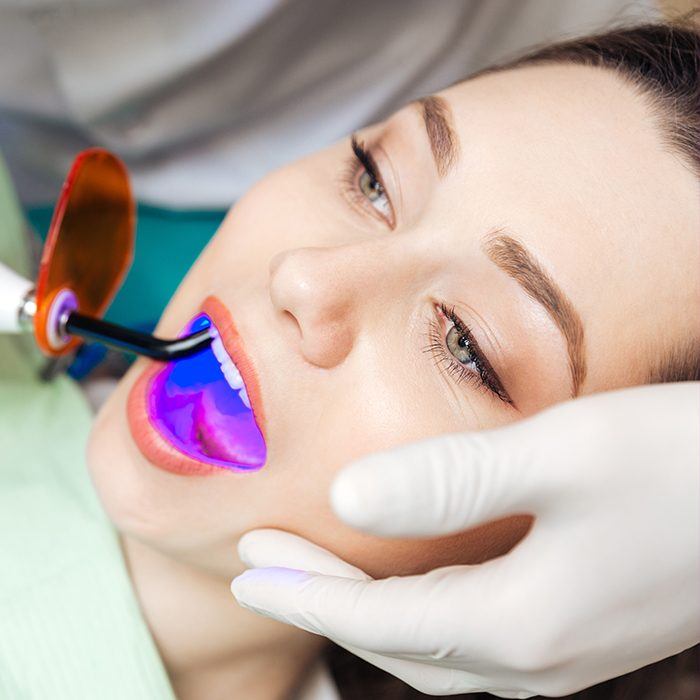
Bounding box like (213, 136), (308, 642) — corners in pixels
(129, 298), (267, 474)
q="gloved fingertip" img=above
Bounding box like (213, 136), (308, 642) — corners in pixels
(331, 459), (389, 530)
(230, 569), (255, 600)
(230, 571), (288, 624)
(330, 469), (364, 525)
(236, 531), (262, 567)
(231, 566), (309, 605)
(230, 567), (325, 635)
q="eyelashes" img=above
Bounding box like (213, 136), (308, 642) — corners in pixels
(339, 134), (395, 227)
(350, 135), (381, 183)
(424, 304), (513, 405)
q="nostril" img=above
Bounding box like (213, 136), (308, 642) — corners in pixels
(280, 309), (302, 340)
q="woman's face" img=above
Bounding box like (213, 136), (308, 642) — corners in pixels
(88, 63), (699, 579)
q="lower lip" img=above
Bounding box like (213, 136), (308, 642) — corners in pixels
(126, 297), (265, 477)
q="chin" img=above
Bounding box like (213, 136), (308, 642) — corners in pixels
(85, 365), (257, 579)
(87, 372), (164, 541)
(86, 369), (191, 549)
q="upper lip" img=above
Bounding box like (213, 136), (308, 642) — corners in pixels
(201, 294), (266, 438)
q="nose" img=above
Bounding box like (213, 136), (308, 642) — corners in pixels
(269, 245), (375, 368)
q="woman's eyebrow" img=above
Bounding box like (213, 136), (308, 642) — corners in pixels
(484, 233), (587, 396)
(415, 96), (459, 177)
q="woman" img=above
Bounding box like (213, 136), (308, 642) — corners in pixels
(3, 16), (698, 700)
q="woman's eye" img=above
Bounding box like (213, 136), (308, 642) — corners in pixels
(425, 303), (513, 406)
(358, 169), (391, 218)
(343, 134), (395, 227)
(446, 325), (478, 368)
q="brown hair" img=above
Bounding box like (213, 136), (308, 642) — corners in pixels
(472, 16), (700, 179)
(329, 13), (700, 700)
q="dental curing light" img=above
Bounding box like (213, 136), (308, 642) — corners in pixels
(0, 148), (212, 362)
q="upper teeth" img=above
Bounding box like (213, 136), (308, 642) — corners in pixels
(211, 333), (250, 407)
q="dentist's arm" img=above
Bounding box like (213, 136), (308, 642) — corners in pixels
(232, 383), (700, 698)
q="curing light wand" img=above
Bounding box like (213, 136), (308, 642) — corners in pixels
(0, 261), (212, 361)
(0, 148), (214, 366)
(62, 311), (213, 361)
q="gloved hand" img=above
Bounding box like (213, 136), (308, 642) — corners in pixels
(232, 382), (700, 698)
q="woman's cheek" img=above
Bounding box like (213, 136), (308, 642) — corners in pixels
(345, 516), (534, 579)
(281, 407), (534, 578)
(282, 511), (534, 580)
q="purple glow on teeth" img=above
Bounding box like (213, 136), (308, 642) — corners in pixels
(147, 313), (266, 470)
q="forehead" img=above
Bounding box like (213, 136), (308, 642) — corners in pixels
(435, 64), (699, 389)
(440, 62), (690, 217)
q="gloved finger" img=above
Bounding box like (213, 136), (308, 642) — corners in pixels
(336, 383), (700, 538)
(237, 528), (370, 580)
(232, 563), (488, 692)
(231, 557), (512, 657)
(330, 414), (559, 537)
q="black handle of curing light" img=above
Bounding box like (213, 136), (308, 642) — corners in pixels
(63, 311), (213, 361)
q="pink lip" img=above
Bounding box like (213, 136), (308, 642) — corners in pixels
(127, 295), (266, 477)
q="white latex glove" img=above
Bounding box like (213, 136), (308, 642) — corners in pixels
(232, 383), (700, 698)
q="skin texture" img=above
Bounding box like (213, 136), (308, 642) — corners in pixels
(87, 63), (699, 698)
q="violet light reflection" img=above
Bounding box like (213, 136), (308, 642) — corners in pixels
(147, 313), (266, 471)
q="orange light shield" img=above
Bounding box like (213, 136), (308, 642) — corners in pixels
(34, 149), (135, 356)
